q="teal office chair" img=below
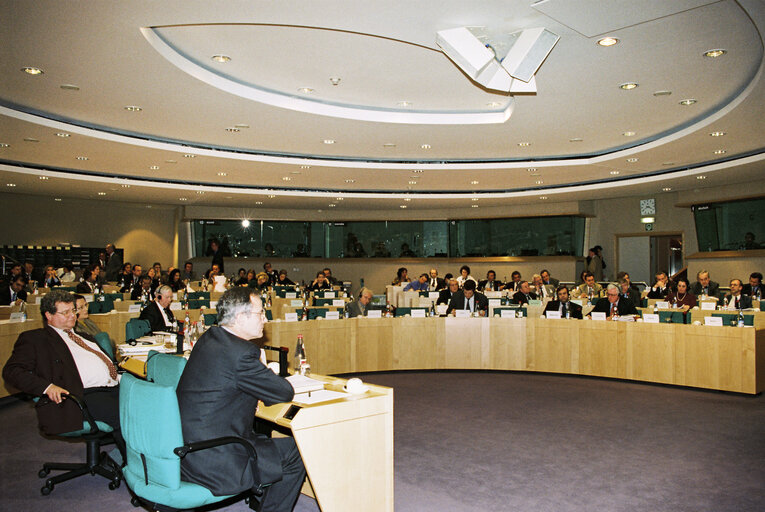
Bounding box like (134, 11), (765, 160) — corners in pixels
(126, 318), (151, 341)
(119, 374), (270, 511)
(314, 297), (341, 307)
(146, 351), (187, 388)
(711, 312), (754, 327)
(37, 394), (121, 495)
(493, 306), (527, 317)
(187, 291), (210, 300)
(308, 307), (329, 319)
(203, 313), (218, 325)
(93, 331), (116, 361)
(658, 310), (686, 324)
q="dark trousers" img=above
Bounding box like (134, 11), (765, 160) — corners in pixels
(83, 386), (124, 458)
(260, 437), (306, 512)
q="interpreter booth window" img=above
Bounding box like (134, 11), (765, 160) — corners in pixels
(693, 198), (765, 251)
(192, 220), (316, 258)
(448, 216), (585, 257)
(324, 221), (448, 258)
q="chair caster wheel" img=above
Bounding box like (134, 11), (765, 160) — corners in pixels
(41, 484), (53, 496)
(131, 496), (141, 507)
(38, 468), (50, 478)
(109, 479), (120, 490)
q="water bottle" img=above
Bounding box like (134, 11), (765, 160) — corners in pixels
(294, 334), (309, 375)
(184, 311), (191, 335)
(199, 314), (206, 333)
(19, 301), (27, 322)
(737, 309), (745, 327)
(430, 301), (436, 317)
(565, 307), (570, 320)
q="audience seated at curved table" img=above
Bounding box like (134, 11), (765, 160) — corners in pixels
(391, 267), (411, 286)
(647, 271), (671, 299)
(665, 278), (697, 312)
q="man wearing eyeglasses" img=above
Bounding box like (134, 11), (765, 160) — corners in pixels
(590, 283), (638, 320)
(3, 289), (123, 453)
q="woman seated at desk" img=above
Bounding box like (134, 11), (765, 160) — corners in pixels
(665, 278), (697, 312)
(73, 293), (113, 346)
(167, 268), (184, 292)
(391, 267), (410, 286)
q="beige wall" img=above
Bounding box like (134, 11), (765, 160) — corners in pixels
(0, 192), (177, 268)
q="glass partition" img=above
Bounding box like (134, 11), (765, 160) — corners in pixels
(693, 197), (765, 251)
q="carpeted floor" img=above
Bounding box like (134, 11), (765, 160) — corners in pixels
(1, 371), (763, 511)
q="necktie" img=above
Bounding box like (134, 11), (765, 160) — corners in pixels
(64, 329), (117, 379)
(431, 279), (436, 289)
(11, 291), (17, 301)
(735, 297), (739, 308)
(561, 303), (567, 317)
(611, 304), (617, 317)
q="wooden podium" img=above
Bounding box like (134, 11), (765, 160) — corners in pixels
(256, 374), (394, 512)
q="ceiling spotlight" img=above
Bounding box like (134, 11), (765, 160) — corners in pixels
(149, 165), (159, 170)
(626, 158), (639, 162)
(179, 197), (188, 201)
(408, 180), (418, 185)
(397, 101), (412, 107)
(662, 187), (672, 192)
(420, 144), (431, 149)
(165, 159), (177, 164)
(121, 184), (131, 188)
(399, 205), (407, 209)
(267, 194), (276, 198)
(76, 156), (89, 160)
(696, 175), (706, 180)
(403, 198), (412, 202)
(298, 87), (314, 94)
(679, 99), (697, 106)
(124, 106), (142, 112)
(328, 204), (336, 208)
(54, 198), (62, 201)
(225, 127), (240, 132)
(217, 172), (227, 176)
(6, 183), (16, 187)
(39, 176), (49, 180)
(622, 131), (636, 137)
(335, 197), (344, 201)
(470, 180), (479, 185)
(345, 179), (355, 183)
(22, 67), (43, 75)
(412, 170), (424, 173)
(472, 204), (479, 208)
(0, 143), (9, 148)
(517, 142), (531, 147)
(196, 190), (205, 195)
(60, 84), (80, 90)
(597, 37), (619, 47)
(183, 154), (196, 159)
(282, 177), (292, 181)
(255, 201), (263, 205)
(97, 192), (106, 196)
(713, 149), (726, 155)
(527, 168), (537, 172)
(471, 198), (479, 202)
(610, 171), (620, 175)
(539, 196), (548, 200)
(619, 83), (638, 90)
(55, 132), (70, 138)
(211, 55), (231, 63)
(703, 49), (726, 58)
(323, 139), (335, 144)
(569, 138), (583, 142)
(329, 77), (341, 86)
(241, 219), (250, 228)
(535, 180), (544, 184)
(709, 131), (726, 137)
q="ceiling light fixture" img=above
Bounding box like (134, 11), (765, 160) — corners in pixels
(412, 170), (424, 173)
(709, 131), (726, 137)
(76, 156), (88, 160)
(470, 180), (479, 185)
(329, 77), (341, 86)
(267, 194), (276, 198)
(335, 197), (344, 201)
(345, 179), (355, 183)
(149, 165), (159, 170)
(21, 67), (43, 75)
(298, 87), (314, 94)
(597, 37), (619, 47)
(696, 175), (706, 180)
(97, 192), (106, 196)
(408, 181), (418, 185)
(225, 127), (240, 132)
(234, 124), (250, 129)
(622, 131), (635, 137)
(619, 82), (638, 90)
(211, 55), (231, 63)
(255, 201), (263, 205)
(124, 106), (142, 112)
(471, 198), (479, 201)
(472, 205), (479, 208)
(420, 144), (431, 149)
(217, 172), (227, 176)
(39, 176), (49, 180)
(626, 158), (639, 162)
(54, 198), (62, 201)
(6, 183), (16, 187)
(679, 99), (697, 106)
(539, 196), (548, 200)
(653, 90), (672, 96)
(55, 132), (70, 138)
(535, 180), (544, 184)
(517, 142), (531, 147)
(165, 159), (177, 164)
(713, 149), (726, 155)
(60, 84), (79, 90)
(569, 138), (583, 142)
(527, 168), (537, 172)
(24, 138), (39, 142)
(662, 187), (672, 192)
(399, 205), (407, 209)
(241, 219), (250, 228)
(0, 143), (9, 148)
(610, 171), (620, 175)
(183, 154), (195, 158)
(397, 101), (412, 107)
(300, 165), (311, 169)
(121, 184), (131, 188)
(179, 197), (188, 201)
(282, 177), (292, 181)
(328, 204), (336, 208)
(196, 190), (205, 195)
(323, 139), (335, 144)
(703, 49), (726, 58)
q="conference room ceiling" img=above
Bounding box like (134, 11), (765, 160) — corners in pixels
(1, 0), (764, 212)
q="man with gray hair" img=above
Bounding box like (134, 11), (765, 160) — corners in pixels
(138, 284), (176, 332)
(347, 287), (374, 318)
(591, 283), (638, 319)
(177, 287), (305, 512)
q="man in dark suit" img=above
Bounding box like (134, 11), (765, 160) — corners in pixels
(209, 239), (225, 273)
(723, 279), (753, 309)
(104, 243), (122, 282)
(75, 267), (98, 294)
(130, 274), (154, 301)
(540, 269), (559, 288)
(2, 290), (122, 450)
(446, 279), (489, 315)
(741, 272), (763, 299)
(177, 287), (305, 511)
(591, 284), (638, 319)
(347, 287), (373, 318)
(0, 274), (28, 305)
(121, 264), (142, 293)
(544, 286), (583, 319)
(647, 271), (671, 299)
(690, 270), (720, 298)
(503, 271), (522, 293)
(512, 281), (537, 305)
(478, 270), (503, 292)
(138, 285), (176, 332)
(618, 278), (641, 308)
(436, 278), (459, 305)
(428, 268), (446, 291)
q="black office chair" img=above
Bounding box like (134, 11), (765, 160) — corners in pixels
(37, 394), (122, 495)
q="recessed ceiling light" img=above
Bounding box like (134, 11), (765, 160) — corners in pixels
(345, 179), (355, 183)
(487, 101), (502, 107)
(679, 99), (697, 106)
(626, 157), (639, 162)
(597, 37), (619, 47)
(54, 198), (62, 201)
(662, 162), (675, 166)
(610, 171), (620, 175)
(569, 138), (583, 142)
(217, 172), (227, 176)
(165, 159), (177, 164)
(713, 149), (726, 155)
(539, 196), (548, 200)
(255, 201), (263, 205)
(420, 144), (431, 149)
(267, 194), (276, 198)
(76, 156), (88, 160)
(24, 138), (39, 142)
(471, 198), (479, 201)
(403, 198), (412, 202)
(335, 197), (344, 201)
(709, 131), (726, 137)
(412, 170), (424, 173)
(300, 165), (311, 169)
(0, 143), (9, 148)
(328, 204), (336, 207)
(241, 219), (250, 228)
(149, 165), (159, 170)
(124, 106), (142, 112)
(408, 180), (417, 185)
(399, 205), (407, 209)
(517, 142), (531, 147)
(211, 55), (231, 63)
(696, 175), (706, 180)
(234, 124), (250, 129)
(183, 154), (195, 158)
(662, 187), (672, 192)
(535, 180), (544, 184)
(470, 180), (479, 185)
(653, 90), (672, 96)
(329, 77), (341, 86)
(121, 184), (131, 188)
(282, 177), (292, 181)
(703, 49), (726, 58)
(60, 84), (80, 90)
(6, 183), (16, 187)
(622, 131), (635, 137)
(323, 139), (335, 144)
(179, 197), (188, 201)
(527, 168), (537, 172)
(38, 176), (49, 180)
(21, 67), (43, 75)
(146, 205), (152, 208)
(225, 127), (240, 132)
(55, 132), (70, 138)
(471, 204), (479, 208)
(97, 192), (106, 196)
(196, 190), (205, 195)
(383, 143), (397, 148)
(397, 101), (412, 107)
(619, 82), (638, 90)
(298, 87), (314, 94)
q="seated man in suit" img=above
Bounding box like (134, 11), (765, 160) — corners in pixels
(723, 279), (753, 309)
(540, 269), (559, 288)
(428, 268), (445, 291)
(591, 284), (638, 319)
(2, 290), (123, 454)
(182, 261), (195, 281)
(690, 270), (720, 298)
(121, 264), (142, 293)
(138, 285), (176, 332)
(130, 275), (154, 301)
(741, 272), (763, 300)
(617, 278), (641, 307)
(647, 271), (671, 299)
(478, 270), (502, 292)
(177, 287), (305, 511)
(437, 278), (459, 306)
(503, 271), (522, 293)
(573, 272), (604, 302)
(512, 281), (537, 305)
(544, 285), (583, 319)
(75, 266), (98, 294)
(446, 279), (488, 316)
(403, 273), (429, 292)
(322, 267), (338, 287)
(347, 287), (374, 318)
(0, 274), (28, 306)
(531, 274), (555, 300)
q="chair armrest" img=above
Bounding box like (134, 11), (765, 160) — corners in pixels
(64, 394), (100, 434)
(174, 436), (256, 459)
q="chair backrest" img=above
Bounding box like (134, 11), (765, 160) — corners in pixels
(120, 373), (184, 490)
(203, 313), (217, 326)
(93, 331), (115, 361)
(308, 307), (328, 319)
(711, 312), (754, 326)
(126, 318), (151, 340)
(146, 352), (187, 388)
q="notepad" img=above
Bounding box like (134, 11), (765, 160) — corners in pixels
(286, 374), (325, 394)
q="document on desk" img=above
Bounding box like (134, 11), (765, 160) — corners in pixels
(292, 389), (349, 405)
(286, 374), (325, 394)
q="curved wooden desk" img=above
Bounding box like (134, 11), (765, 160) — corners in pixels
(263, 317), (765, 394)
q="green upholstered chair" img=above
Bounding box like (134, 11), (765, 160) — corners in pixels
(93, 331), (116, 362)
(492, 306), (527, 317)
(658, 310), (686, 324)
(314, 297), (341, 306)
(187, 291), (210, 300)
(36, 394), (121, 495)
(126, 318), (151, 341)
(119, 374), (269, 511)
(204, 312), (218, 325)
(393, 307), (428, 317)
(308, 307), (329, 319)
(146, 352), (187, 389)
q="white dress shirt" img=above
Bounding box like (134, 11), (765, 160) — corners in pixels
(50, 325), (119, 388)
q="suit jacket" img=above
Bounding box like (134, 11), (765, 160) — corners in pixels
(428, 277), (446, 291)
(646, 284), (670, 299)
(138, 301), (176, 332)
(346, 300), (367, 318)
(512, 291), (537, 305)
(211, 250), (225, 273)
(591, 298), (638, 317)
(573, 283), (604, 299)
(533, 284), (556, 300)
(503, 281), (522, 293)
(741, 284), (763, 298)
(477, 279), (503, 292)
(543, 278), (560, 288)
(2, 326), (105, 434)
(104, 252), (122, 282)
(0, 285), (27, 305)
(436, 288), (456, 305)
(544, 300), (583, 319)
(131, 284), (157, 301)
(177, 326), (294, 495)
(690, 280), (720, 298)
(723, 294), (753, 310)
(75, 281), (95, 294)
(446, 290), (489, 314)
(620, 288), (642, 308)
